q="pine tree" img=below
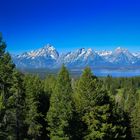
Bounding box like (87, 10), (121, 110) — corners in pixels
(131, 101), (140, 140)
(129, 87), (140, 140)
(7, 70), (25, 140)
(75, 67), (129, 140)
(44, 75), (56, 97)
(0, 33), (16, 139)
(24, 75), (43, 140)
(47, 65), (73, 140)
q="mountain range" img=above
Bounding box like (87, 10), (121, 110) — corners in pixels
(12, 44), (140, 69)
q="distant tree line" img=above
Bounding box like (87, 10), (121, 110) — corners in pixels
(0, 34), (140, 140)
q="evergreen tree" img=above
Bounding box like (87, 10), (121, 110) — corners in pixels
(131, 100), (140, 140)
(44, 75), (56, 97)
(0, 33), (138, 139)
(75, 67), (129, 140)
(47, 65), (73, 140)
(7, 70), (25, 140)
(24, 75), (43, 140)
(0, 33), (15, 139)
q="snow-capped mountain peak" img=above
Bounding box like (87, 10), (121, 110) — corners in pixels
(133, 52), (140, 58)
(76, 48), (86, 54)
(87, 48), (92, 52)
(115, 47), (128, 53)
(13, 44), (59, 68)
(107, 47), (137, 64)
(44, 44), (56, 51)
(12, 45), (140, 69)
(17, 44), (59, 60)
(84, 48), (94, 58)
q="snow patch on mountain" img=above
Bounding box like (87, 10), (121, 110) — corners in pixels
(12, 45), (140, 68)
(17, 44), (59, 60)
(96, 50), (112, 56)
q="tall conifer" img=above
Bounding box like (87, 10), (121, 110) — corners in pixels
(47, 65), (73, 140)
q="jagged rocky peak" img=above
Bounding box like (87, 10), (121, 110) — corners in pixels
(73, 48), (94, 58)
(34, 44), (58, 56)
(133, 52), (140, 58)
(87, 48), (93, 53)
(17, 44), (59, 60)
(76, 48), (86, 54)
(84, 48), (94, 58)
(43, 44), (56, 51)
(114, 47), (128, 53)
(41, 44), (59, 59)
(12, 45), (140, 68)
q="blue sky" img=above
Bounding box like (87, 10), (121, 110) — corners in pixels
(0, 0), (140, 54)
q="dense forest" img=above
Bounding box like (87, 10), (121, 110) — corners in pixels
(0, 34), (140, 140)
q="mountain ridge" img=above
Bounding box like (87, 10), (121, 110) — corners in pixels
(12, 44), (140, 69)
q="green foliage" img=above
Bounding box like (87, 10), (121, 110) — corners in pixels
(131, 100), (140, 140)
(44, 75), (56, 97)
(74, 67), (129, 140)
(1, 33), (140, 140)
(24, 75), (43, 139)
(0, 33), (16, 139)
(47, 65), (73, 140)
(7, 70), (25, 140)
